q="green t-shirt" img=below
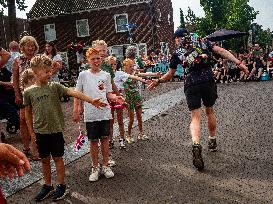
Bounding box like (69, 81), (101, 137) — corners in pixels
(101, 61), (115, 79)
(23, 82), (69, 134)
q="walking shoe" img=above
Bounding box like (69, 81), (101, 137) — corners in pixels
(109, 140), (115, 149)
(108, 157), (116, 167)
(192, 144), (204, 170)
(138, 133), (149, 141)
(101, 166), (114, 178)
(126, 137), (135, 144)
(34, 184), (54, 202)
(89, 166), (100, 182)
(119, 139), (126, 149)
(208, 138), (217, 152)
(52, 184), (68, 201)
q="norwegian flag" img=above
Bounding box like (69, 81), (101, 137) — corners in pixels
(74, 127), (86, 152)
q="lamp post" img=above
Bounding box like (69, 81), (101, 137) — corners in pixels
(124, 21), (137, 44)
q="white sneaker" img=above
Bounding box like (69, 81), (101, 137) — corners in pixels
(89, 167), (100, 182)
(138, 133), (149, 141)
(119, 139), (126, 149)
(108, 157), (116, 167)
(101, 166), (114, 179)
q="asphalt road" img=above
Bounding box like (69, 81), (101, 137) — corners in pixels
(6, 81), (273, 204)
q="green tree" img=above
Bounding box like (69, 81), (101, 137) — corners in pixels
(0, 0), (28, 42)
(179, 8), (185, 28)
(185, 7), (197, 32)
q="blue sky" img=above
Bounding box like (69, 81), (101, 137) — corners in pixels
(2, 0), (273, 31)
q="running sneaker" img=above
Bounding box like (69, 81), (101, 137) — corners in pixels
(208, 138), (217, 152)
(34, 184), (54, 202)
(192, 144), (204, 170)
(89, 166), (100, 182)
(119, 139), (126, 149)
(109, 140), (115, 149)
(138, 133), (149, 141)
(101, 166), (114, 178)
(52, 184), (68, 201)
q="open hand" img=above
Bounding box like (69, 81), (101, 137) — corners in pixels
(147, 79), (159, 91)
(92, 98), (108, 109)
(0, 144), (31, 179)
(115, 96), (125, 105)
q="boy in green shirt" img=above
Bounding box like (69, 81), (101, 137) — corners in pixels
(23, 55), (106, 202)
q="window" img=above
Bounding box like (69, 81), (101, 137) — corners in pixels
(114, 14), (128, 33)
(44, 24), (56, 42)
(76, 19), (90, 37)
(160, 42), (169, 56)
(138, 43), (147, 56)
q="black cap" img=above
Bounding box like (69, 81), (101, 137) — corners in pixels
(173, 28), (188, 39)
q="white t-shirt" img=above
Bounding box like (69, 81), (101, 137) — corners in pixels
(75, 70), (112, 122)
(113, 71), (129, 91)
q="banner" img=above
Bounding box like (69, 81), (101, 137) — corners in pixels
(146, 63), (184, 77)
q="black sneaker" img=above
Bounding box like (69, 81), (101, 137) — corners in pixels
(34, 184), (54, 202)
(52, 184), (68, 201)
(192, 144), (204, 170)
(208, 138), (217, 152)
(109, 140), (115, 149)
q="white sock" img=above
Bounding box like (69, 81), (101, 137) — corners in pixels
(209, 136), (216, 140)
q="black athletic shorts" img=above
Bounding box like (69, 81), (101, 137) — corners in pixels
(35, 132), (65, 158)
(86, 120), (110, 142)
(184, 82), (218, 111)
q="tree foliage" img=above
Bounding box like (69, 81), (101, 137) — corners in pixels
(183, 0), (265, 50)
(179, 8), (185, 28)
(0, 0), (27, 14)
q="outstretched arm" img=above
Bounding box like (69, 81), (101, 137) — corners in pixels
(136, 72), (162, 78)
(67, 89), (107, 109)
(128, 74), (147, 83)
(147, 68), (176, 90)
(212, 46), (249, 75)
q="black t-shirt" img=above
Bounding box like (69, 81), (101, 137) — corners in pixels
(170, 38), (215, 88)
(0, 67), (14, 100)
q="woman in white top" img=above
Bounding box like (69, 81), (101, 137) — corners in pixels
(44, 41), (62, 82)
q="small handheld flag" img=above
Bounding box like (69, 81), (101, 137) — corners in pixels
(74, 124), (86, 152)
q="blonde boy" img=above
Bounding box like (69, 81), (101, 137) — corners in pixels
(23, 55), (106, 202)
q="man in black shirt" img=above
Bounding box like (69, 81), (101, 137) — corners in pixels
(148, 28), (249, 170)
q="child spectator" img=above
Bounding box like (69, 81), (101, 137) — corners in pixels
(122, 58), (150, 143)
(24, 55), (106, 202)
(73, 48), (124, 182)
(20, 69), (40, 160)
(107, 56), (148, 149)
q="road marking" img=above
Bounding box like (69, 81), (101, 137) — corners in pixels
(1, 87), (185, 197)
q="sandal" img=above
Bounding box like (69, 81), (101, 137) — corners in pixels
(23, 148), (32, 157)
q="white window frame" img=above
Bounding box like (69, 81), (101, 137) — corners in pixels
(114, 13), (129, 33)
(76, 19), (90, 37)
(44, 23), (56, 42)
